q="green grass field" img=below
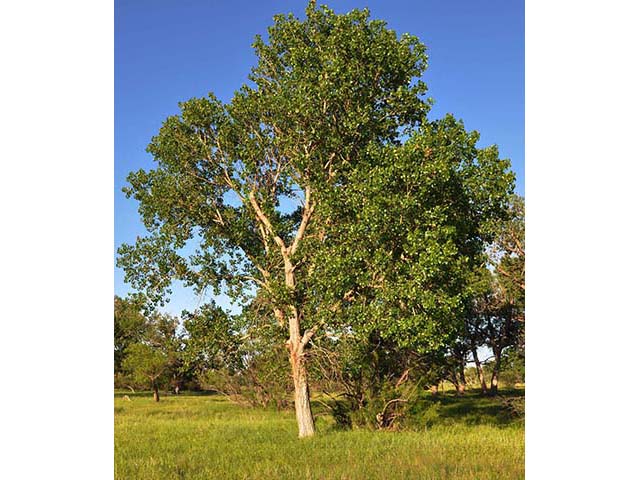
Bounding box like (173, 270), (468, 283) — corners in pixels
(115, 390), (524, 479)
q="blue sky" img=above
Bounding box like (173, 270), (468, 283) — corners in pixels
(115, 0), (524, 316)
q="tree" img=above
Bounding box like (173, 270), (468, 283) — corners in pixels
(118, 1), (429, 437)
(488, 194), (525, 306)
(484, 194), (524, 393)
(114, 295), (146, 373)
(147, 312), (185, 393)
(123, 343), (169, 401)
(438, 193), (524, 396)
(117, 2), (515, 437)
(120, 309), (183, 400)
(195, 314), (294, 409)
(181, 303), (242, 376)
(498, 346), (525, 387)
(464, 271), (523, 396)
(466, 303), (490, 394)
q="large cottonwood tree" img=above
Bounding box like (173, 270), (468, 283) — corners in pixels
(118, 2), (430, 437)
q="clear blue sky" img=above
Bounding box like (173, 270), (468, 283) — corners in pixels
(115, 0), (524, 316)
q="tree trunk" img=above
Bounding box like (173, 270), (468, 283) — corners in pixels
(472, 349), (488, 394)
(252, 187), (317, 437)
(284, 257), (315, 438)
(457, 361), (466, 395)
(153, 384), (160, 402)
(490, 350), (501, 395)
(290, 347), (315, 438)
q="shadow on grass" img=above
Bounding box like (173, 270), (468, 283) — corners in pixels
(311, 387), (524, 431)
(412, 388), (525, 428)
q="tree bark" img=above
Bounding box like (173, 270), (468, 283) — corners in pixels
(153, 384), (160, 402)
(284, 258), (315, 438)
(250, 187), (317, 437)
(290, 345), (315, 438)
(490, 350), (501, 395)
(456, 360), (466, 395)
(472, 348), (488, 394)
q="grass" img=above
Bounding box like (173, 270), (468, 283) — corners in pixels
(114, 389), (524, 480)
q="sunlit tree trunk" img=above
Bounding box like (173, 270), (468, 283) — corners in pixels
(249, 186), (318, 437)
(152, 383), (160, 402)
(284, 259), (315, 438)
(456, 365), (466, 395)
(490, 349), (501, 395)
(290, 345), (315, 437)
(472, 348), (488, 394)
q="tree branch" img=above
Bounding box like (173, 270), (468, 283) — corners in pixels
(289, 185), (315, 257)
(496, 265), (525, 291)
(248, 190), (288, 256)
(301, 323), (321, 347)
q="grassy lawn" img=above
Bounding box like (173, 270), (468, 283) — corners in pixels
(114, 390), (524, 480)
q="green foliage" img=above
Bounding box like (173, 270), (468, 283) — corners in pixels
(497, 348), (525, 386)
(455, 193), (524, 394)
(122, 343), (169, 388)
(181, 303), (242, 374)
(309, 115), (514, 355)
(197, 345), (292, 410)
(490, 194), (525, 317)
(187, 301), (294, 408)
(114, 295), (146, 372)
(413, 402), (442, 429)
(117, 1), (432, 317)
(116, 300), (185, 392)
(311, 330), (459, 430)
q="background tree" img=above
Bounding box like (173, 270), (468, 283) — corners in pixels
(190, 301), (295, 409)
(181, 303), (242, 377)
(147, 312), (185, 393)
(489, 194), (525, 301)
(123, 343), (169, 402)
(114, 295), (146, 374)
(443, 193), (524, 396)
(465, 296), (490, 394)
(118, 309), (183, 400)
(496, 347), (525, 387)
(484, 194), (524, 393)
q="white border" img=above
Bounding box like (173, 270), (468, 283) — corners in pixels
(527, 1), (640, 477)
(3, 0), (640, 477)
(2, 1), (113, 478)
